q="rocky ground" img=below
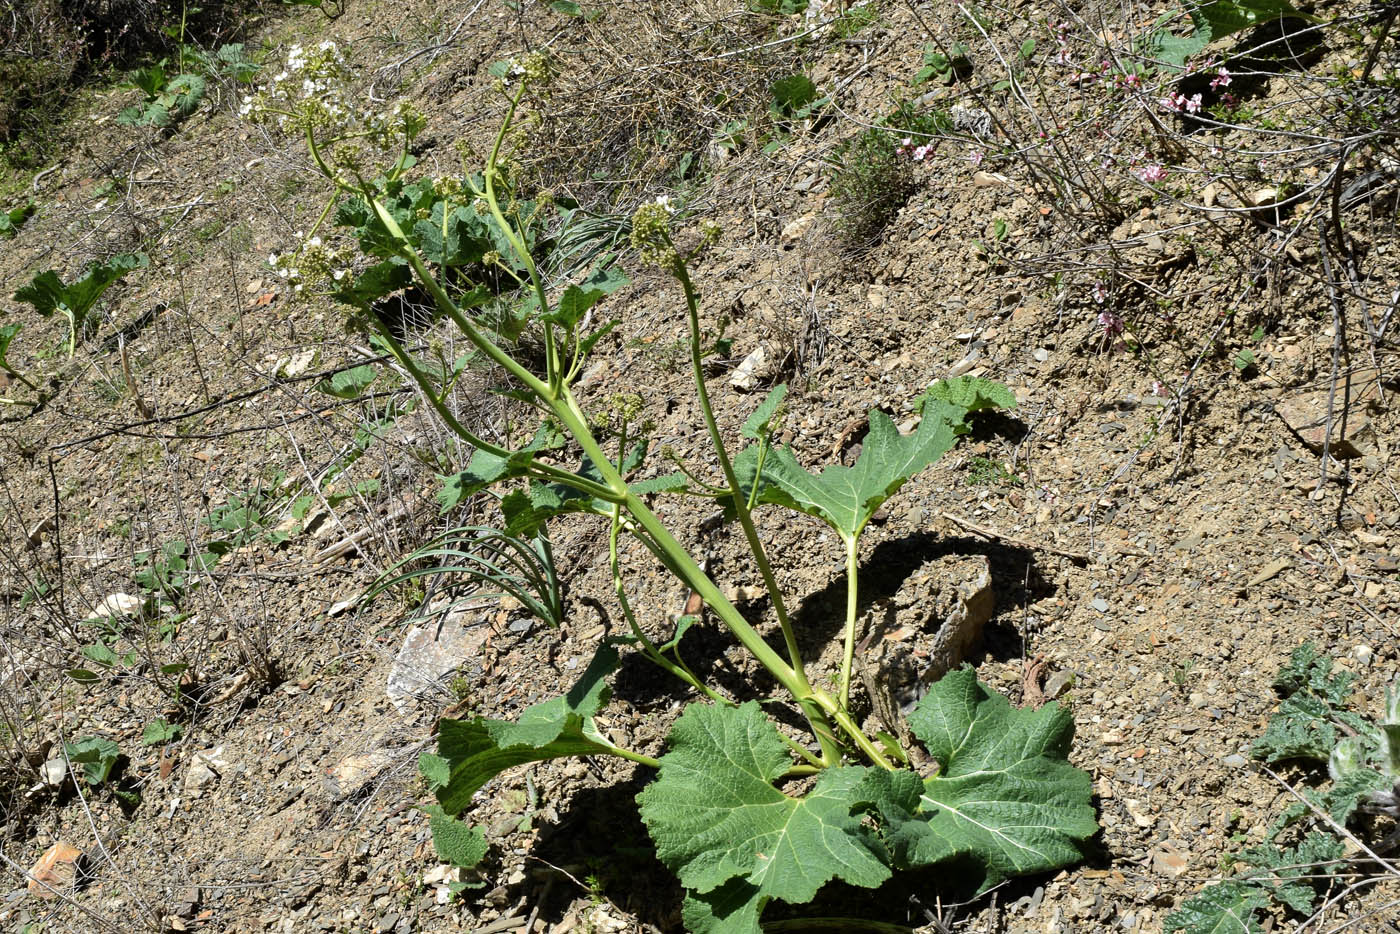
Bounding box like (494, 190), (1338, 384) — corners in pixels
(2, 0), (1400, 931)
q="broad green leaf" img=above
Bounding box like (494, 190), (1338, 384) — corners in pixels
(578, 262), (630, 295)
(772, 74), (818, 114)
(0, 202), (34, 238)
(0, 323), (19, 360)
(141, 719), (182, 745)
(638, 701), (889, 929)
(546, 283), (607, 328)
(1164, 880), (1270, 933)
(741, 384), (787, 440)
(682, 880), (764, 934)
(414, 203), (490, 267)
(1148, 0), (1317, 70)
(423, 805), (490, 867)
(15, 253), (148, 320)
(333, 257), (412, 306)
(315, 364), (378, 399)
(920, 376), (1017, 414)
(65, 736), (121, 785)
(437, 445), (539, 511)
(425, 641), (622, 815)
(857, 668), (1095, 889)
(81, 643), (120, 667)
(735, 405), (963, 540)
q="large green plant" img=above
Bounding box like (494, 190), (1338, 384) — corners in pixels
(247, 45), (1096, 931)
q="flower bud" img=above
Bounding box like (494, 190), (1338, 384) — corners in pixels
(1330, 735), (1363, 782)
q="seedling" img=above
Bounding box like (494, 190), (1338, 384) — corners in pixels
(117, 63), (207, 127)
(248, 45), (1096, 931)
(0, 323), (42, 405)
(13, 252), (149, 357)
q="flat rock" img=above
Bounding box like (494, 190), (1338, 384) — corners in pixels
(27, 842), (81, 898)
(729, 346), (771, 392)
(86, 592), (142, 620)
(1275, 367), (1387, 458)
(184, 745), (235, 794)
(386, 601), (492, 711)
(857, 555), (994, 738)
(325, 750), (393, 798)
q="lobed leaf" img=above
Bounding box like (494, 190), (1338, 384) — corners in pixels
(857, 668), (1096, 890)
(734, 405), (962, 540)
(1164, 880), (1270, 934)
(638, 702), (890, 934)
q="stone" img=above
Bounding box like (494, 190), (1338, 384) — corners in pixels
(386, 601), (492, 711)
(39, 757), (67, 786)
(1247, 557), (1292, 588)
(325, 750), (393, 798)
(1090, 597), (1110, 613)
(185, 745), (234, 794)
(86, 592), (142, 620)
(779, 214), (815, 244)
(27, 842), (81, 897)
(1043, 669), (1077, 699)
(729, 346), (771, 392)
(1275, 367), (1387, 458)
(1150, 842), (1190, 877)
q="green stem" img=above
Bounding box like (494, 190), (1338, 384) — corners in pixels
(609, 506), (724, 704)
(672, 262), (819, 710)
(481, 83), (560, 393)
(838, 535), (859, 710)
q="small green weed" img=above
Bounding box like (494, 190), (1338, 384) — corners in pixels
(0, 200), (35, 238)
(964, 455), (1020, 487)
(1166, 643), (1400, 933)
(827, 105), (949, 246)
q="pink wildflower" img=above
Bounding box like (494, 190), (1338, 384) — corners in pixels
(1184, 93), (1203, 114)
(1159, 91), (1185, 113)
(1133, 164), (1167, 184)
(1098, 311), (1124, 338)
(1209, 67), (1231, 90)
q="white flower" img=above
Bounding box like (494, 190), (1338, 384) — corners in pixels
(653, 194), (676, 213)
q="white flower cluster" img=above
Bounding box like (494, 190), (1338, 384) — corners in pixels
(239, 41), (425, 152)
(268, 232), (352, 295)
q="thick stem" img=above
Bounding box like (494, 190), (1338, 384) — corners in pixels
(610, 506), (724, 704)
(838, 535), (860, 710)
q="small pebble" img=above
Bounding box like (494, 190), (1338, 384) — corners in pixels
(1090, 597), (1110, 612)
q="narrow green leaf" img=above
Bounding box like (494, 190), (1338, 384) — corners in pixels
(632, 473), (690, 495)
